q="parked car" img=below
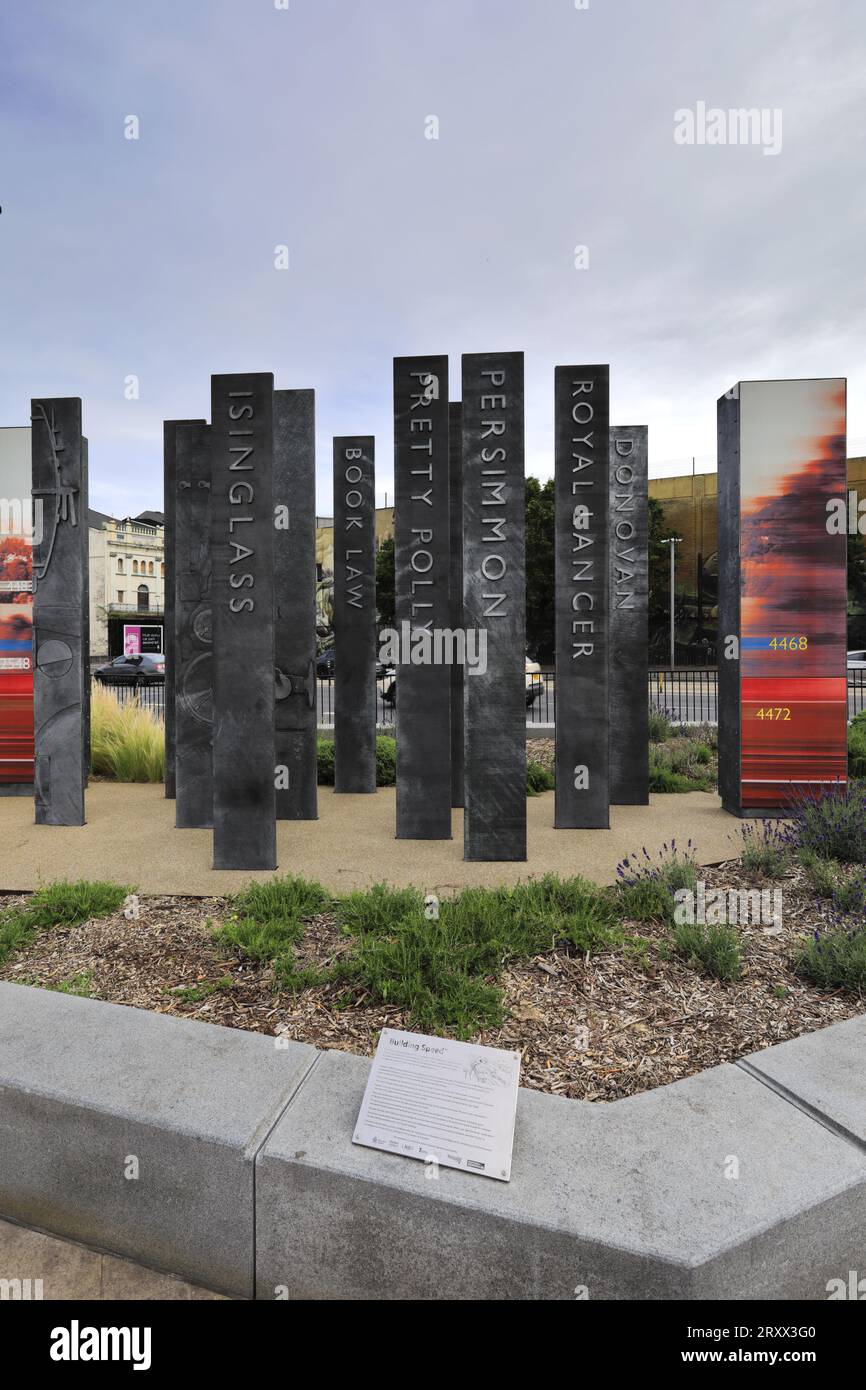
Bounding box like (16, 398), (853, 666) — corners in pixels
(93, 653), (165, 687)
(317, 645), (391, 679)
(383, 659), (546, 708)
(848, 650), (866, 670)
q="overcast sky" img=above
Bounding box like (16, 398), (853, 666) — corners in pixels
(1, 0), (864, 517)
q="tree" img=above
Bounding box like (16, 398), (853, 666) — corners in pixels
(376, 536), (395, 629)
(524, 477), (555, 661)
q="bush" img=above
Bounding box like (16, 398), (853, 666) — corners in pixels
(670, 921), (741, 982)
(91, 686), (164, 782)
(316, 736), (397, 787)
(649, 743), (712, 793)
(782, 781), (866, 864)
(740, 821), (791, 877)
(527, 760), (555, 795)
(848, 714), (866, 780)
(615, 841), (698, 923)
(795, 926), (866, 993)
(213, 874), (332, 991)
(648, 707), (674, 743)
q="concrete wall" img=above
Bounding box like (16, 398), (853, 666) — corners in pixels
(1, 982), (864, 1301)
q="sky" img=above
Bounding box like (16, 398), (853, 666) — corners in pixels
(1, 0), (864, 517)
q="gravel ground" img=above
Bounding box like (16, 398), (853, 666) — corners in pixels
(1, 858), (860, 1102)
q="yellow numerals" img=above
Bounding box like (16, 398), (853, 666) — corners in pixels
(769, 636), (808, 651)
(755, 707), (792, 721)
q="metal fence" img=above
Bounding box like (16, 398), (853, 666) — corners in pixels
(93, 667), (866, 728)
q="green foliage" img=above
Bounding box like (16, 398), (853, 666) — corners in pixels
(648, 707), (672, 743)
(615, 842), (698, 923)
(333, 874), (620, 1037)
(375, 536), (396, 629)
(91, 685), (164, 782)
(213, 874), (331, 987)
(783, 781), (866, 864)
(524, 476), (555, 661)
(848, 712), (866, 780)
(527, 760), (555, 795)
(0, 880), (130, 967)
(49, 971), (94, 997)
(317, 736), (397, 787)
(795, 928), (866, 993)
(169, 976), (233, 1004)
(670, 921), (741, 982)
(740, 821), (792, 877)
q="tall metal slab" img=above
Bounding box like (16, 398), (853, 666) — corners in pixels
(31, 397), (87, 825)
(554, 365), (610, 829)
(210, 373), (276, 869)
(333, 436), (376, 794)
(274, 391), (318, 819)
(393, 356), (451, 839)
(462, 353), (526, 861)
(175, 422), (213, 829)
(609, 426), (649, 805)
(718, 378), (848, 817)
(449, 402), (465, 808)
(163, 422), (182, 800)
(81, 437), (91, 788)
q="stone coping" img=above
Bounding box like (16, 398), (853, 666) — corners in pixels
(1, 983), (863, 1300)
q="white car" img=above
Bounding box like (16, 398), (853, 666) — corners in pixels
(848, 650), (866, 670)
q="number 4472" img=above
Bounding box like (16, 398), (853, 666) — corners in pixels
(755, 707), (791, 720)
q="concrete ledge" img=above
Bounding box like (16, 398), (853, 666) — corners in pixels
(0, 984), (315, 1297)
(1, 982), (864, 1300)
(255, 1049), (866, 1300)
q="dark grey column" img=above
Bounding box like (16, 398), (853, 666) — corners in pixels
(554, 365), (610, 829)
(274, 390), (318, 819)
(462, 353), (526, 861)
(609, 426), (648, 805)
(210, 373), (276, 870)
(449, 402), (464, 808)
(165, 419), (206, 802)
(31, 397), (87, 825)
(333, 436), (376, 793)
(175, 422), (213, 829)
(717, 389), (741, 817)
(393, 355), (451, 839)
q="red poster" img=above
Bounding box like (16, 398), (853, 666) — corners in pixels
(739, 380), (848, 810)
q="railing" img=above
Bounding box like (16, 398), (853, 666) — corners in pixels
(93, 667), (866, 728)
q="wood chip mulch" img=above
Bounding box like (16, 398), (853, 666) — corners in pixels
(1, 859), (861, 1102)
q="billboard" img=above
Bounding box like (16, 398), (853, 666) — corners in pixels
(123, 623), (164, 656)
(0, 427), (34, 787)
(718, 379), (848, 816)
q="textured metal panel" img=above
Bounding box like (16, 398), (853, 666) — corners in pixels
(609, 426), (648, 805)
(333, 436), (376, 794)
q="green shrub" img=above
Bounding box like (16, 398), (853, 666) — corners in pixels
(91, 686), (164, 782)
(783, 781), (866, 864)
(0, 880), (130, 967)
(848, 714), (866, 780)
(527, 760), (555, 795)
(615, 842), (698, 923)
(795, 928), (866, 993)
(648, 707), (673, 742)
(670, 921), (741, 982)
(317, 736), (397, 787)
(740, 821), (792, 877)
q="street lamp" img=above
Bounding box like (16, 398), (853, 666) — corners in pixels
(660, 537), (683, 671)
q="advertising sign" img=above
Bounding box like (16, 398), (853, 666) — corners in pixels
(123, 623), (163, 656)
(0, 428), (34, 787)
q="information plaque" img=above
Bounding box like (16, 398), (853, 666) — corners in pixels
(353, 1028), (521, 1182)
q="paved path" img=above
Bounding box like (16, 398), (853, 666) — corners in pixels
(0, 783), (742, 896)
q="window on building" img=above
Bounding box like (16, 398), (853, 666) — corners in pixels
(148, 561), (154, 576)
(160, 562), (165, 578)
(132, 560), (139, 575)
(137, 584), (149, 612)
(117, 590), (124, 604)
(117, 557), (124, 573)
